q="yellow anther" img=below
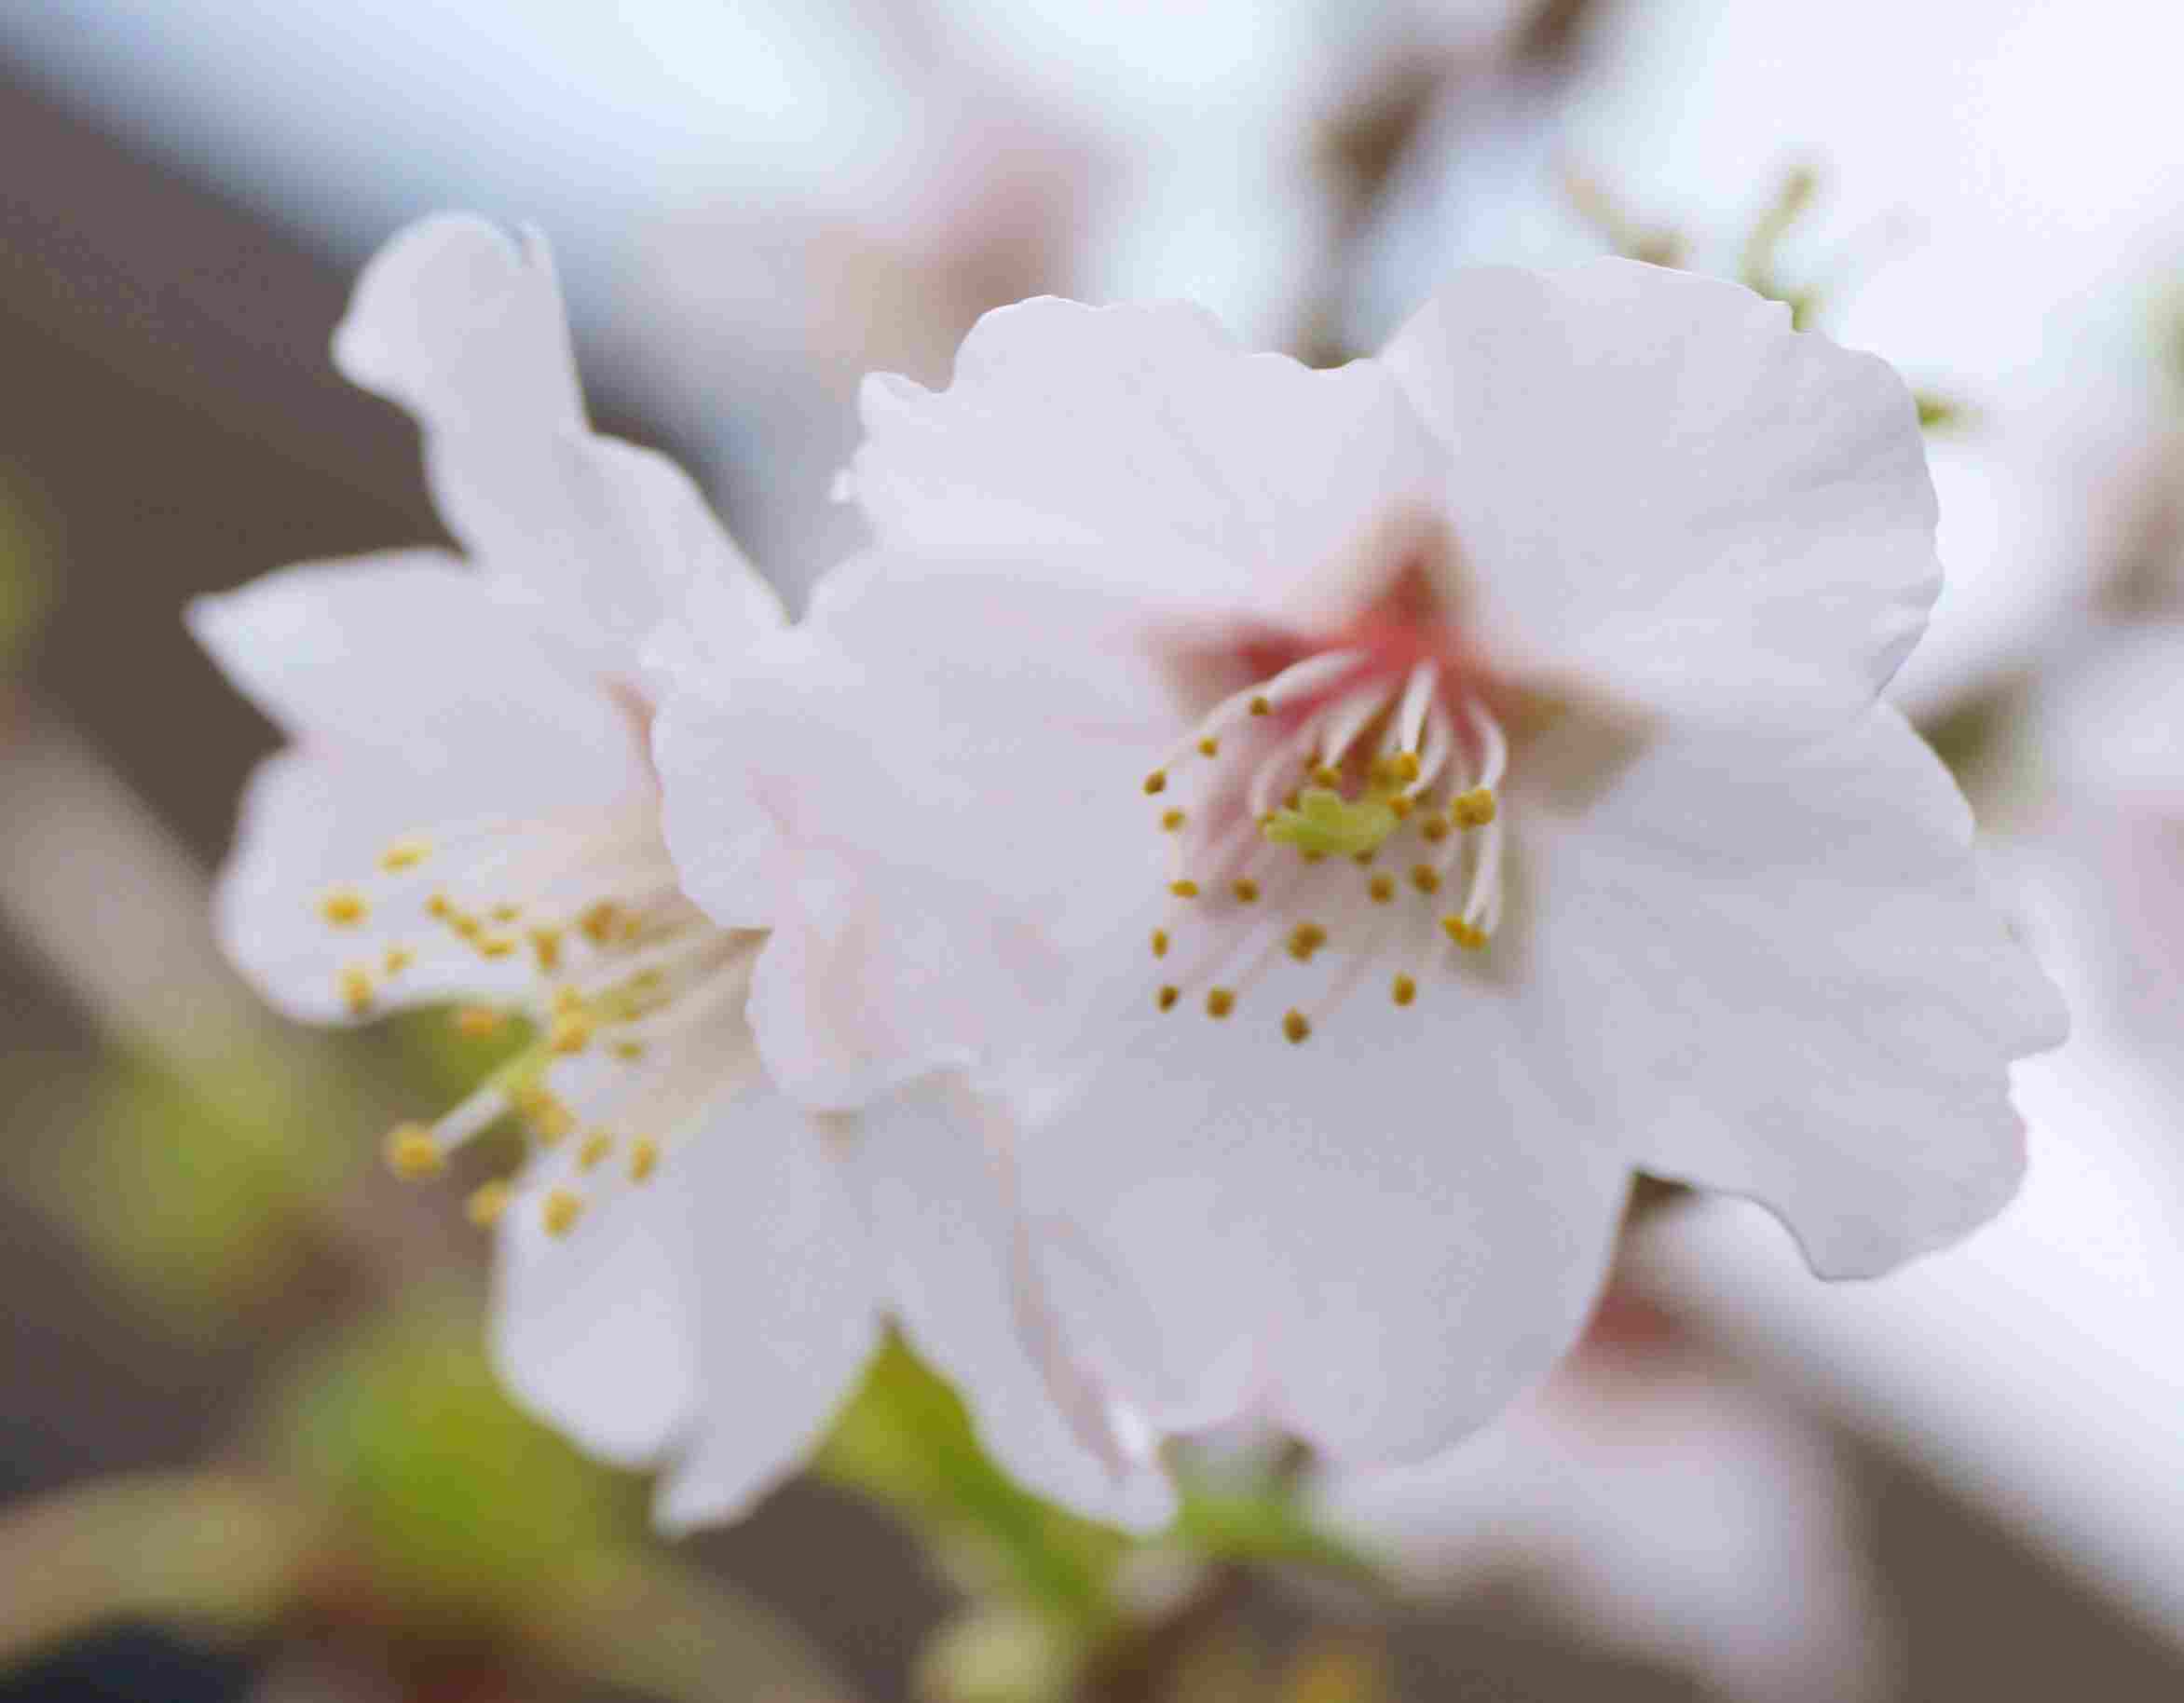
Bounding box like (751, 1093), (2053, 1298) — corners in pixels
(1310, 764), (1344, 789)
(1391, 750), (1422, 783)
(612, 1040), (647, 1061)
(548, 1011), (593, 1056)
(1440, 915), (1488, 951)
(1453, 787), (1498, 828)
(551, 985), (585, 1015)
(382, 945), (415, 975)
(338, 963), (375, 1015)
(1143, 770), (1168, 796)
(488, 903), (522, 924)
(1205, 988), (1236, 1018)
(378, 835), (431, 872)
(317, 887), (369, 927)
(579, 901), (620, 944)
(1391, 974), (1417, 1007)
(1151, 929), (1170, 959)
(1301, 849), (1326, 864)
(1157, 985), (1181, 1011)
(514, 1086), (573, 1144)
(1231, 879), (1260, 904)
(465, 1179), (512, 1228)
(1160, 809), (1187, 832)
(1249, 695), (1272, 716)
(1421, 816), (1450, 843)
(425, 891), (453, 920)
(1169, 879), (1200, 899)
(1353, 848), (1376, 865)
(1411, 864), (1441, 895)
(1197, 736), (1220, 757)
(450, 912), (483, 941)
(477, 933), (517, 960)
(1386, 794), (1413, 820)
(1368, 874), (1396, 904)
(454, 1005), (506, 1039)
(541, 1188), (583, 1238)
(1287, 922), (1327, 960)
(383, 1123), (443, 1179)
(529, 926), (564, 974)
(1282, 1009), (1311, 1044)
(629, 1138), (660, 1183)
(578, 1130), (615, 1171)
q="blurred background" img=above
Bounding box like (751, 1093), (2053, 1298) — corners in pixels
(5, 1), (2184, 1698)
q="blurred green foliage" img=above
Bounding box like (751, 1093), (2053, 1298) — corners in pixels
(0, 461), (56, 668)
(262, 1293), (643, 1637)
(819, 1336), (1381, 1701)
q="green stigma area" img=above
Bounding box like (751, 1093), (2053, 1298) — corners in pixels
(1262, 786), (1400, 858)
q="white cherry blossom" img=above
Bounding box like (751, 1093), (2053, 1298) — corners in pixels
(191, 213), (1168, 1533)
(657, 259), (2065, 1468)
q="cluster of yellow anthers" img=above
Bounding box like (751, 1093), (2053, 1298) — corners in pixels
(1137, 651), (1509, 1043)
(306, 825), (729, 1239)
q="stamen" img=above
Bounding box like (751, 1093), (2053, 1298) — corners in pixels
(1205, 988), (1235, 1018)
(1465, 699), (1509, 791)
(379, 836), (432, 872)
(383, 1123), (443, 1179)
(1157, 985), (1181, 1011)
(318, 887), (369, 927)
(1390, 974), (1417, 1007)
(1441, 915), (1488, 950)
(1392, 661), (1438, 760)
(1151, 929), (1170, 959)
(1367, 874), (1396, 904)
(339, 963), (375, 1015)
(1170, 879), (1200, 899)
(1410, 864), (1440, 895)
(578, 1131), (615, 1171)
(1161, 809), (1186, 831)
(541, 1188), (583, 1238)
(512, 1084), (574, 1145)
(1231, 879), (1260, 903)
(382, 946), (415, 975)
(465, 1180), (512, 1227)
(1282, 1009), (1311, 1043)
(628, 1138), (660, 1182)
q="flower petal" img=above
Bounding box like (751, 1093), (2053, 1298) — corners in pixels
(657, 564), (1176, 1105)
(847, 1084), (1176, 1532)
(210, 747), (555, 1024)
(1015, 1009), (1631, 1465)
(491, 1138), (701, 1470)
(334, 214), (781, 657)
(187, 551), (644, 786)
(846, 297), (1447, 611)
(1533, 704), (2066, 1277)
(1382, 259), (1939, 728)
(652, 1090), (880, 1533)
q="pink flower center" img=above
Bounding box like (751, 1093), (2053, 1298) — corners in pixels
(1137, 603), (1512, 1045)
